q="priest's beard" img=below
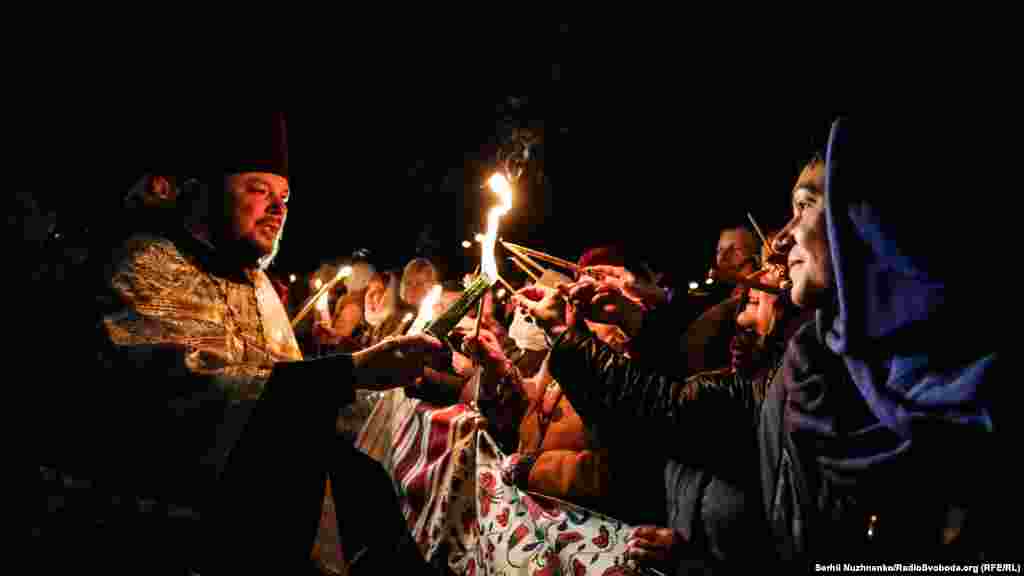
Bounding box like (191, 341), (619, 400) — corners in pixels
(185, 180), (281, 272)
(210, 225), (282, 272)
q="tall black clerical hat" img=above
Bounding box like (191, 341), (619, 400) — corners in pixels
(188, 112), (289, 180)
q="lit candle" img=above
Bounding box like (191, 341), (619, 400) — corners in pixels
(424, 173), (512, 347)
(409, 284), (442, 335)
(291, 267), (353, 328)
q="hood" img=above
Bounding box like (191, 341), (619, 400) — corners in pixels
(819, 118), (996, 439)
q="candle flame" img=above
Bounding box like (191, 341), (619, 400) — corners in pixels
(481, 174), (513, 283)
(337, 266), (353, 280)
(409, 284), (443, 335)
(314, 278), (323, 290)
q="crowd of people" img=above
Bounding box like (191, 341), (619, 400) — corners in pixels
(32, 114), (1011, 575)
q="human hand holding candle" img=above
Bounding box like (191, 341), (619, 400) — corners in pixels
(459, 327), (510, 377)
(581, 265), (667, 309)
(513, 284), (573, 337)
(564, 278), (646, 339)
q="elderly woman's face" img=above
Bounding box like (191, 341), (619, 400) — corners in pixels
(365, 278), (388, 313)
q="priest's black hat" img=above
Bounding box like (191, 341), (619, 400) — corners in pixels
(186, 112), (289, 180)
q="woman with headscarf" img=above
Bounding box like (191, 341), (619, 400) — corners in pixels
(315, 260), (375, 353)
(336, 270), (405, 444)
(354, 270), (404, 349)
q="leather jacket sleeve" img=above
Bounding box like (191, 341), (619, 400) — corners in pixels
(547, 327), (761, 439)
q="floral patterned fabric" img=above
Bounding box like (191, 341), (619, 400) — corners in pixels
(355, 391), (647, 575)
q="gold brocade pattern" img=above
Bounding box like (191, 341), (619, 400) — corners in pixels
(103, 234), (348, 571)
(104, 235), (302, 401)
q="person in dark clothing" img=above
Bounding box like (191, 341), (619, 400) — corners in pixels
(41, 113), (442, 574)
(543, 247), (808, 569)
(514, 118), (1009, 566)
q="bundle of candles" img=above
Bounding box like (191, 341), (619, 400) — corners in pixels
(423, 173), (513, 352)
(499, 212), (791, 301)
(502, 239), (604, 282)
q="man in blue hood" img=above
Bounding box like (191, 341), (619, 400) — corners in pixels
(759, 118), (1006, 559)
(516, 117), (1009, 565)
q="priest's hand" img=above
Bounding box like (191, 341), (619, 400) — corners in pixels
(351, 333), (445, 391)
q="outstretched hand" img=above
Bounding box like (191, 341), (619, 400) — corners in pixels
(564, 277), (646, 338)
(351, 332), (445, 391)
(512, 284), (572, 333)
(582, 265), (667, 309)
(625, 525), (686, 568)
(459, 327), (510, 376)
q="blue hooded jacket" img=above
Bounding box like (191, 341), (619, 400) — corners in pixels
(760, 117), (1006, 559)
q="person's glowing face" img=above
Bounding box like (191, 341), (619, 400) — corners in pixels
(716, 228), (757, 275)
(774, 162), (832, 308)
(403, 270), (434, 307)
(365, 277), (388, 314)
(223, 172), (289, 259)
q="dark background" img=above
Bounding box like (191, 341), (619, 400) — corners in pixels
(16, 97), (839, 289)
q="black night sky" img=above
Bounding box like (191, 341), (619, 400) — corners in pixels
(18, 98), (840, 290)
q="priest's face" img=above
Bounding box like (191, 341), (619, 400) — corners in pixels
(774, 161), (831, 308)
(223, 172), (289, 263)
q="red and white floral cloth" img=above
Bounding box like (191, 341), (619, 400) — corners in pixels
(355, 390), (648, 575)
